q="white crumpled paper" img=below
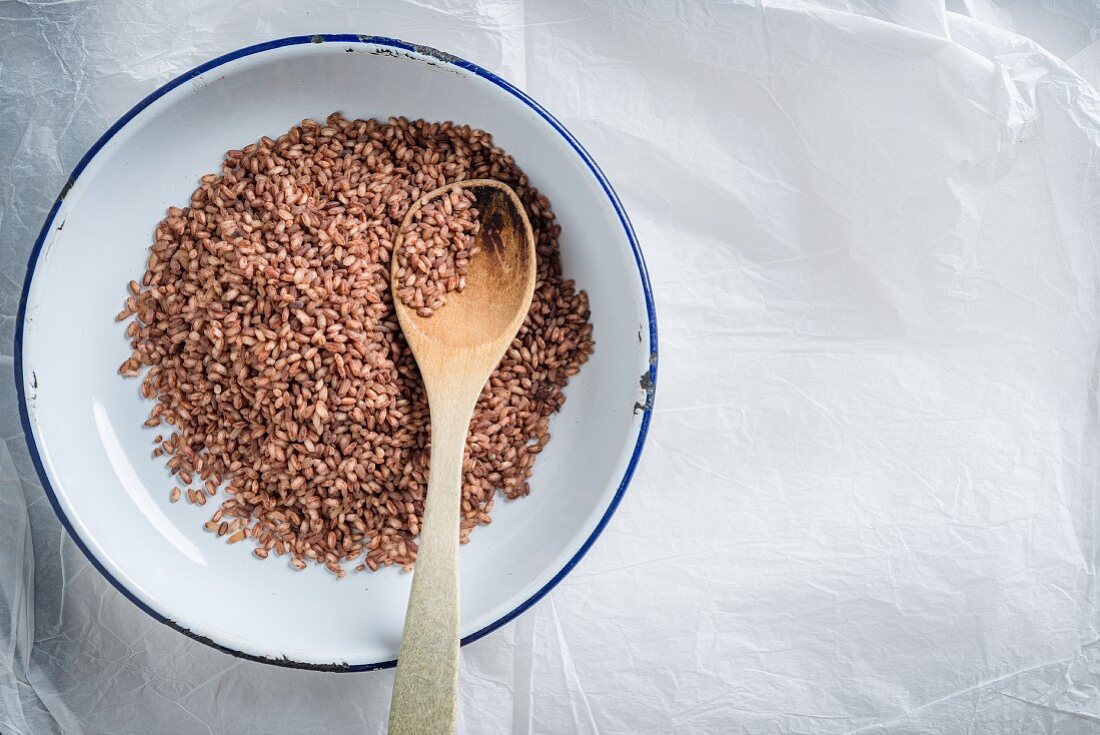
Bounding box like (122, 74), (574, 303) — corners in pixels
(5, 1), (1100, 732)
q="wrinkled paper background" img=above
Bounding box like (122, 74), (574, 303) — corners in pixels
(6, 0), (1100, 732)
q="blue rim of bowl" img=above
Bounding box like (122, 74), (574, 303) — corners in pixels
(14, 34), (658, 672)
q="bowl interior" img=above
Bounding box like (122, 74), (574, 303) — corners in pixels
(19, 37), (653, 667)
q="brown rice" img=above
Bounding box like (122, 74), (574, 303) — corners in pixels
(393, 186), (481, 318)
(118, 113), (593, 576)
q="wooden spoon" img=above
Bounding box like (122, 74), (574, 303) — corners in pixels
(387, 179), (536, 735)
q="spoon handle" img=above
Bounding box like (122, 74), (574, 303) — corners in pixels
(388, 390), (478, 735)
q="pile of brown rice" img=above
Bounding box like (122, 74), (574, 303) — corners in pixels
(393, 186), (481, 317)
(117, 113), (593, 576)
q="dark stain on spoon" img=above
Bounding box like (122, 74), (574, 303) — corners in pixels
(477, 191), (530, 275)
(483, 212), (506, 254)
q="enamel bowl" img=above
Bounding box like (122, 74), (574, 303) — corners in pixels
(16, 35), (656, 670)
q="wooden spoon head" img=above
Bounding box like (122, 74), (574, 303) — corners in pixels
(393, 180), (536, 378)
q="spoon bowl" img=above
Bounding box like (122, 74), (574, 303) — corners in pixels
(395, 180), (536, 366)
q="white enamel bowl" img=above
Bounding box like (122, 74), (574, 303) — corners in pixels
(16, 35), (656, 669)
